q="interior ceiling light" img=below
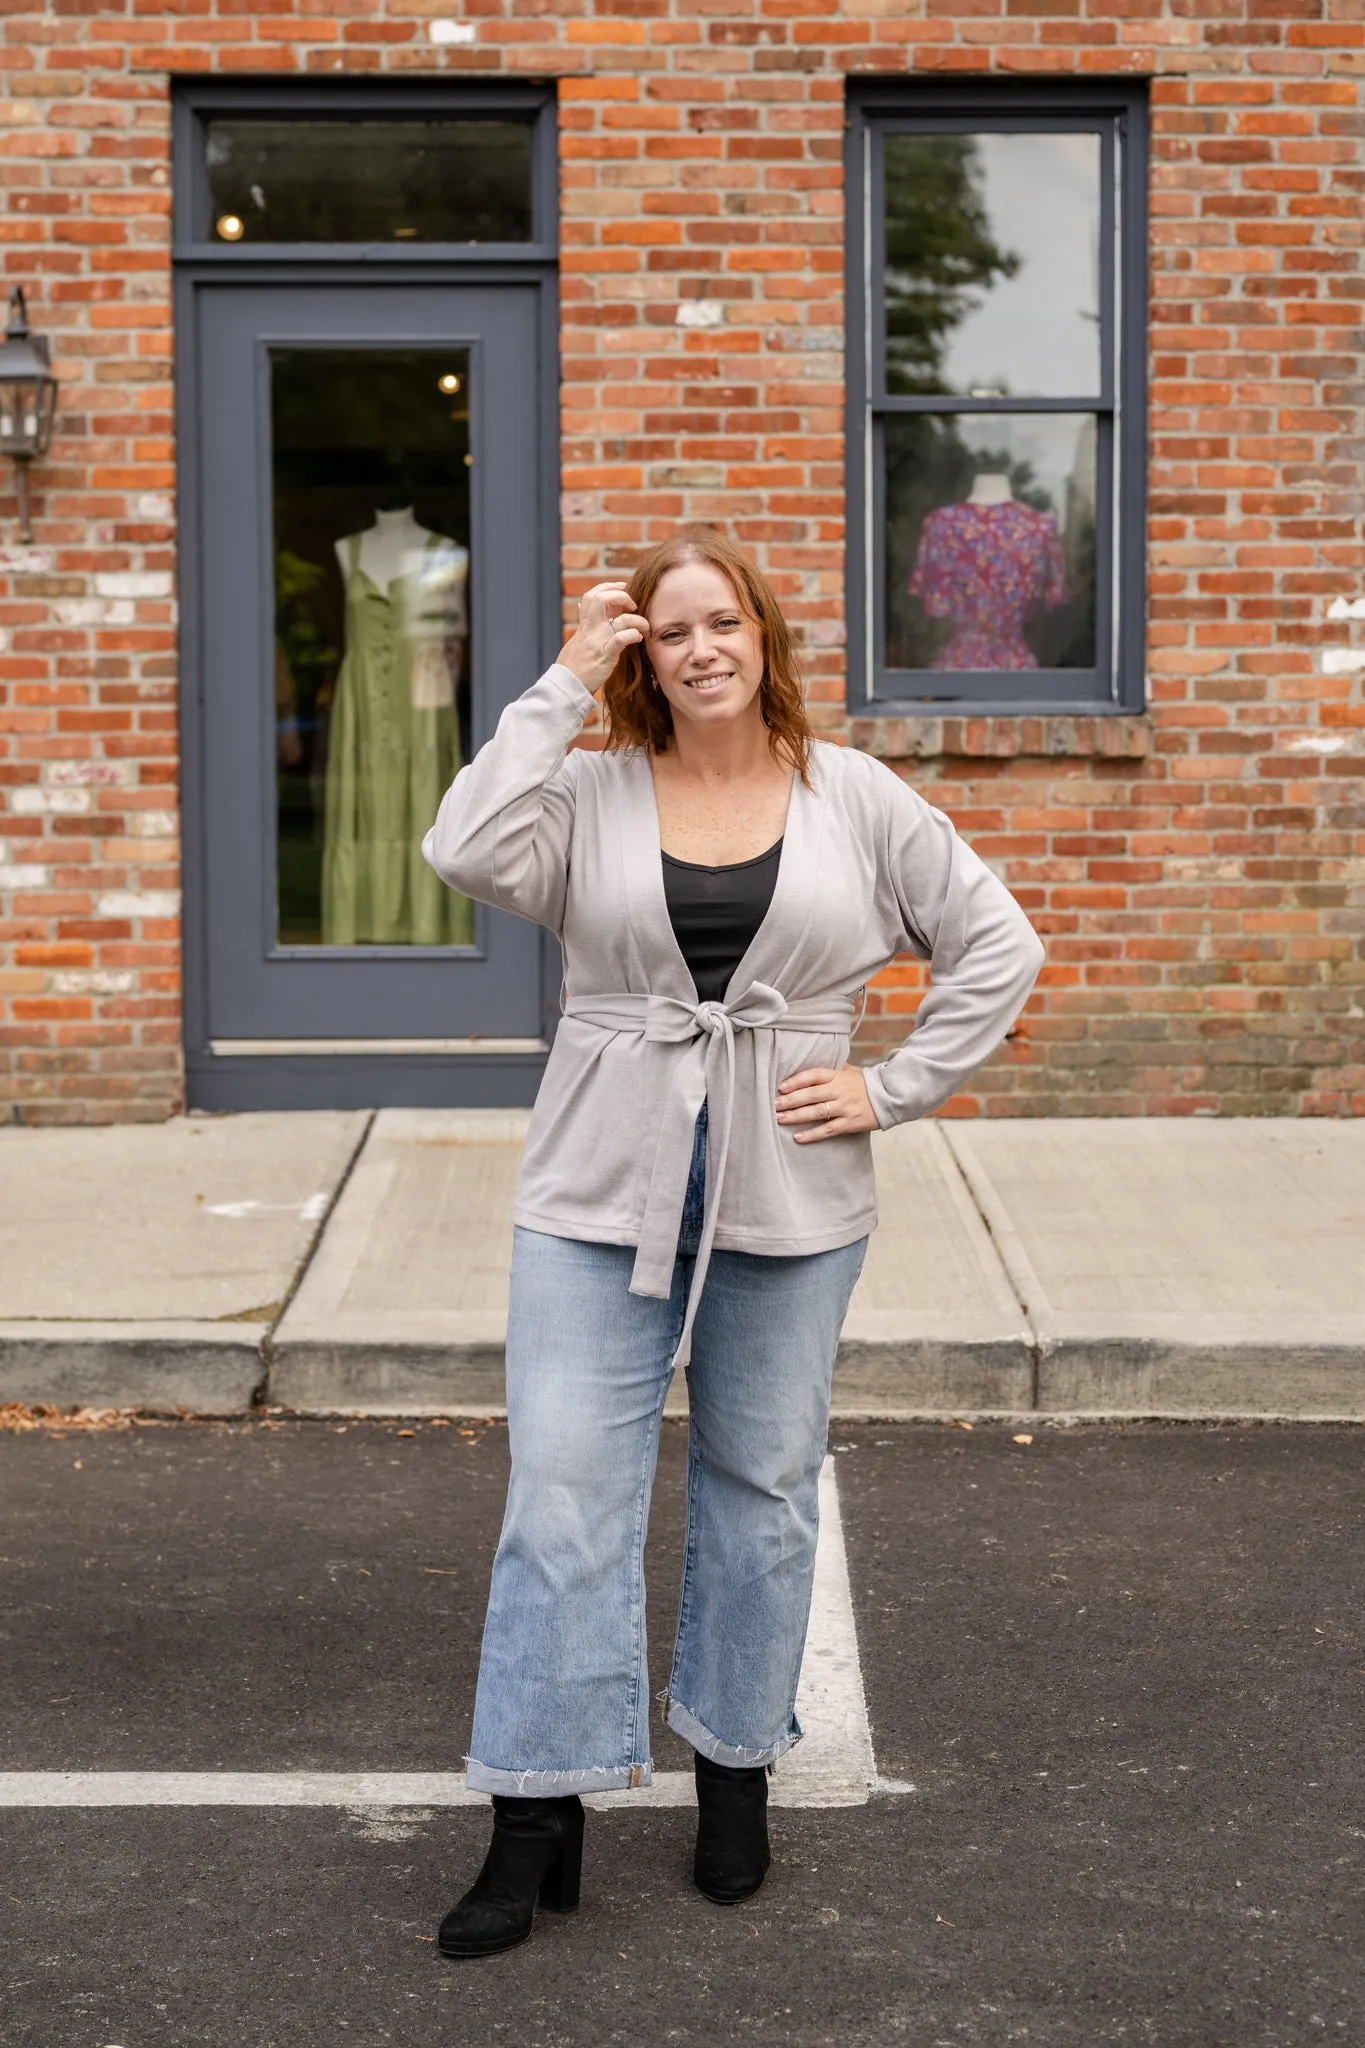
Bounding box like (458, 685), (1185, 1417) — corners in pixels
(216, 214), (245, 242)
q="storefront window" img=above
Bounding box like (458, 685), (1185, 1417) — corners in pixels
(847, 89), (1147, 713)
(271, 348), (475, 948)
(206, 119), (534, 244)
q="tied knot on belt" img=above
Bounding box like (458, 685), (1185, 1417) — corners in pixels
(563, 981), (856, 1366)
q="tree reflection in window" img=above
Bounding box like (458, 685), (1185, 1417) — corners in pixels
(883, 136), (1019, 397)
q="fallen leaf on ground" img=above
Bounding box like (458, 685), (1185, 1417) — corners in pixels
(0, 1403), (135, 1434)
(1012, 1433), (1034, 1445)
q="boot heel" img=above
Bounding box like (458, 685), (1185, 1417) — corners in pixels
(538, 1803), (584, 1913)
(693, 1752), (771, 1905)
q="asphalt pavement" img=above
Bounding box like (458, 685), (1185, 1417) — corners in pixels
(1, 1417), (1361, 2046)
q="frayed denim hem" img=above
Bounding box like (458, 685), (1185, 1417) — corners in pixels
(465, 1758), (654, 1796)
(665, 1695), (803, 1770)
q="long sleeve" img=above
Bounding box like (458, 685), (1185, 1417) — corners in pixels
(861, 767), (1044, 1128)
(421, 662), (596, 934)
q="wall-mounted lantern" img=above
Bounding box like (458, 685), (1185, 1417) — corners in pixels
(0, 288), (59, 545)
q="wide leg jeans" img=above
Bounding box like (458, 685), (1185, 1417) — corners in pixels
(466, 1109), (868, 1795)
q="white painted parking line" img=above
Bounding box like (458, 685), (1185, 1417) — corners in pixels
(774, 1452), (879, 1808)
(0, 1458), (885, 1812)
(0, 1773), (485, 1809)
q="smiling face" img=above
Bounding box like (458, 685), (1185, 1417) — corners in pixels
(644, 559), (766, 740)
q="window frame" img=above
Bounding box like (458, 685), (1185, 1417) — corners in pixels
(845, 80), (1148, 718)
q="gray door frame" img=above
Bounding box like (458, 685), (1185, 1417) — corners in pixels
(172, 81), (561, 1111)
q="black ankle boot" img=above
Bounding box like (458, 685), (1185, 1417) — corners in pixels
(437, 1794), (585, 1958)
(693, 1751), (772, 1905)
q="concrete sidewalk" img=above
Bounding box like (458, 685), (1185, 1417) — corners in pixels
(2, 1111), (1362, 1420)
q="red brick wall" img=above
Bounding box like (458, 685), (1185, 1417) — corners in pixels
(1, 0), (1362, 1120)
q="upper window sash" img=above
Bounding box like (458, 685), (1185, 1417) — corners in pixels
(868, 118), (1118, 414)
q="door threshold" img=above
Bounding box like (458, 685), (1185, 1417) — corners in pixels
(210, 1037), (549, 1057)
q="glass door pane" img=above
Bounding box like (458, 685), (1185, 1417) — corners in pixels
(270, 347), (476, 949)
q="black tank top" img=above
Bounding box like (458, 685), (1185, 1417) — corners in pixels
(661, 838), (783, 1005)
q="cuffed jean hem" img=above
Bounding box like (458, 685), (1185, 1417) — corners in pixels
(665, 1695), (803, 1770)
(465, 1758), (655, 1796)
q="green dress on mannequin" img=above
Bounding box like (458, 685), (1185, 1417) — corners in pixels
(322, 530), (474, 947)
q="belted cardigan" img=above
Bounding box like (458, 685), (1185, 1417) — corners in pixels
(422, 664), (1044, 1356)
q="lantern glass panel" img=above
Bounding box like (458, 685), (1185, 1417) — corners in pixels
(1, 381), (33, 453)
(34, 375), (56, 454)
(0, 375), (54, 456)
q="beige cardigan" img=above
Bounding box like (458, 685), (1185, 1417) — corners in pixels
(423, 665), (1044, 1357)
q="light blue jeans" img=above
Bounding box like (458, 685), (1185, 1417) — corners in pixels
(466, 1107), (868, 1794)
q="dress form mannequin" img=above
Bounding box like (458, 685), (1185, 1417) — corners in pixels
(334, 506), (469, 696)
(967, 471), (1013, 507)
(335, 505), (432, 591)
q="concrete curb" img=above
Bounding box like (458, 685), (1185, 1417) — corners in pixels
(269, 1339), (508, 1416)
(2, 1335), (1365, 1417)
(1037, 1335), (1365, 1418)
(834, 1335), (1035, 1414)
(0, 1324), (264, 1415)
(266, 1334), (1365, 1421)
(267, 1331), (1042, 1418)
(6, 1327), (1355, 1422)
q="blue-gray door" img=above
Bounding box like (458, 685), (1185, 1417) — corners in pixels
(190, 282), (548, 1075)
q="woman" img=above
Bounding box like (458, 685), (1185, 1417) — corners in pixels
(422, 527), (1043, 1957)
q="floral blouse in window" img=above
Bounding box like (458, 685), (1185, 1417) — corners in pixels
(908, 499), (1066, 671)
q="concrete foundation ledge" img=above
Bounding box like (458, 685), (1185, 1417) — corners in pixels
(0, 1324), (265, 1415)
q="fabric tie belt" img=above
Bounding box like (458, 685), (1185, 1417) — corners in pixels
(563, 983), (856, 1367)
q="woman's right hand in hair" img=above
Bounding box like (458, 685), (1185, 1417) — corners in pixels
(557, 582), (652, 695)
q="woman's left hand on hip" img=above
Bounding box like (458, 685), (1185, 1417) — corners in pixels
(776, 1064), (879, 1141)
